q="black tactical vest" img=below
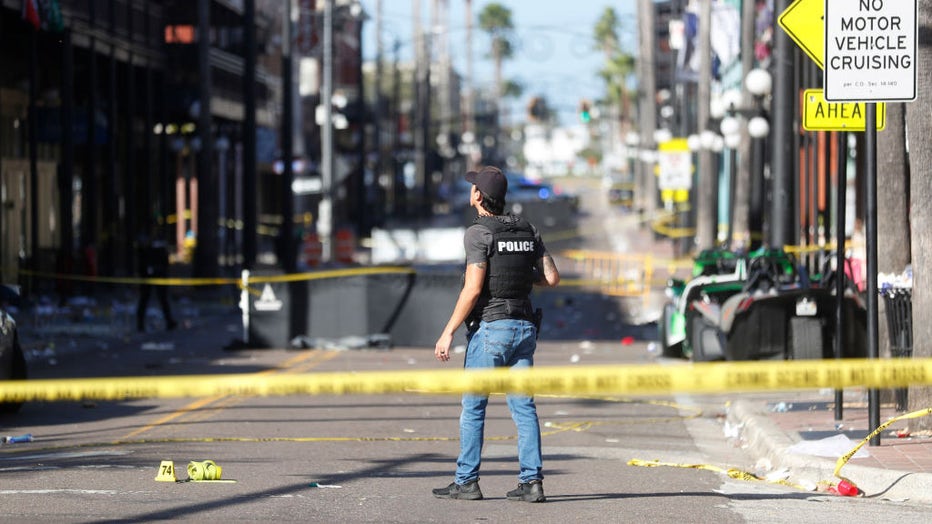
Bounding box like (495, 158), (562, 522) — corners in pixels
(475, 215), (537, 301)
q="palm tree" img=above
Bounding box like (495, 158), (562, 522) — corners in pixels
(477, 3), (514, 106)
(594, 7), (636, 117)
(501, 78), (523, 123)
(904, 0), (931, 426)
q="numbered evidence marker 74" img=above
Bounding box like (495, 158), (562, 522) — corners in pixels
(824, 0), (917, 102)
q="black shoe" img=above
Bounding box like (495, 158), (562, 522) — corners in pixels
(506, 480), (545, 502)
(432, 480), (483, 500)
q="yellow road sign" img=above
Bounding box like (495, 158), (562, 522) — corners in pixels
(802, 89), (886, 131)
(778, 0), (824, 69)
(657, 138), (692, 191)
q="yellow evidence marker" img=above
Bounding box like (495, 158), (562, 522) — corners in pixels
(155, 460), (177, 482)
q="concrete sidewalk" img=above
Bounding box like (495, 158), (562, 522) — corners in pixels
(728, 390), (932, 504)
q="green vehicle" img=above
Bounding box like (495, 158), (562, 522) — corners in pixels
(658, 249), (747, 360)
(658, 248), (867, 361)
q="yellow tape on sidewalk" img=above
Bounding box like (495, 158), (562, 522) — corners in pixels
(627, 458), (808, 490)
(833, 406), (932, 479)
(2, 358), (932, 403)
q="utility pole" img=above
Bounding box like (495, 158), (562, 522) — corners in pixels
(436, 0), (451, 175)
(375, 0), (384, 220)
(280, 0), (296, 272)
(243, 0), (257, 268)
(696, 0), (715, 250)
(464, 0), (476, 169)
(733, 0), (758, 247)
(413, 0), (427, 217)
(392, 37), (404, 216)
(194, 0), (217, 277)
(770, 0), (795, 248)
(320, 0), (335, 261)
(636, 0), (658, 222)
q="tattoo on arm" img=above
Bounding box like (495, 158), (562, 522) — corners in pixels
(542, 256), (558, 285)
(473, 261), (487, 270)
(534, 255), (559, 286)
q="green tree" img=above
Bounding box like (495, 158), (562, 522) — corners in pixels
(502, 79), (523, 99)
(877, 104), (910, 368)
(593, 7), (635, 114)
(527, 96), (553, 123)
(478, 3), (515, 103)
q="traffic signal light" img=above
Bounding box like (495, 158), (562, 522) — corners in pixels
(579, 100), (591, 123)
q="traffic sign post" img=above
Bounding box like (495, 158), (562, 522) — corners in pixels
(824, 0), (917, 102)
(778, 0), (918, 446)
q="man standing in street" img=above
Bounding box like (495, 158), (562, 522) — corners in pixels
(432, 165), (560, 503)
(136, 230), (178, 333)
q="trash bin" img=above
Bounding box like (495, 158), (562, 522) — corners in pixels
(881, 287), (912, 410)
(246, 270), (309, 349)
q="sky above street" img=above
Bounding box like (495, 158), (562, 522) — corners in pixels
(359, 0), (638, 125)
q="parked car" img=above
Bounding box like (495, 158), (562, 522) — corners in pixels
(603, 172), (635, 208)
(453, 171), (579, 216)
(505, 172), (579, 212)
(1, 285), (27, 414)
(658, 248), (867, 362)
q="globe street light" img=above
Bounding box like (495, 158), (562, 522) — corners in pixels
(744, 67), (772, 250)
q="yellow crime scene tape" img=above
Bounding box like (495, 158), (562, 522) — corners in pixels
(3, 357), (929, 495)
(2, 358), (932, 403)
(8, 262), (930, 495)
(14, 266), (416, 288)
(627, 458), (810, 491)
(630, 405), (932, 496)
(186, 459), (228, 481)
(832, 406), (932, 480)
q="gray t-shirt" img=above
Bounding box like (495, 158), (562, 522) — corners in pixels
(464, 214), (548, 323)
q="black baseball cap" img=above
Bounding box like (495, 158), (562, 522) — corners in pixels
(464, 166), (507, 201)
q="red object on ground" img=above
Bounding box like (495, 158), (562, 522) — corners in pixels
(621, 336), (635, 345)
(834, 479), (859, 496)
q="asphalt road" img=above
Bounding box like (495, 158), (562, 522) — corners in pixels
(2, 179), (931, 522)
(0, 326), (746, 523)
(4, 325), (931, 523)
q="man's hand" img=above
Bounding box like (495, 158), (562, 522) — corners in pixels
(435, 332), (453, 362)
(435, 261), (485, 363)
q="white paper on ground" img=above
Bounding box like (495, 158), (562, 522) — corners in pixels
(786, 433), (870, 459)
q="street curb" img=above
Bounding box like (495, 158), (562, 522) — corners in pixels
(729, 399), (932, 504)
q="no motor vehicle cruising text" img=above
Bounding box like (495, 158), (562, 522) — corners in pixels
(825, 0), (917, 101)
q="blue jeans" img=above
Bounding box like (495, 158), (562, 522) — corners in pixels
(455, 318), (543, 484)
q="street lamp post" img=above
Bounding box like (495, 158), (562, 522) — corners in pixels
(745, 68), (772, 251)
(720, 105), (741, 249)
(770, 0), (795, 250)
(281, 0), (297, 272)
